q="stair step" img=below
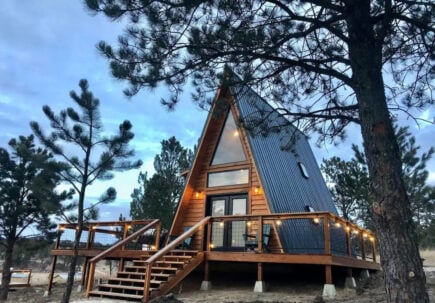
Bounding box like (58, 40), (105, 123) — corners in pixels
(169, 249), (198, 254)
(99, 283), (143, 291)
(156, 260), (185, 265)
(163, 255), (192, 260)
(151, 266), (178, 272)
(108, 277), (144, 284)
(151, 272), (171, 278)
(88, 290), (143, 300)
(118, 271), (146, 278)
(124, 265), (147, 271)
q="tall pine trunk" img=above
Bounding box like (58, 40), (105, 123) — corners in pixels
(357, 79), (429, 302)
(347, 2), (429, 301)
(61, 227), (82, 303)
(0, 237), (15, 301)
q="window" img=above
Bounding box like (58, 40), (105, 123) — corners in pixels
(305, 205), (315, 212)
(207, 169), (249, 187)
(298, 162), (309, 179)
(211, 111), (247, 165)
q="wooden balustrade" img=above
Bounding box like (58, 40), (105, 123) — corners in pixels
(141, 216), (211, 302)
(207, 212), (377, 261)
(84, 219), (161, 297)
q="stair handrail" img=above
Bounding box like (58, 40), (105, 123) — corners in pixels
(142, 216), (211, 302)
(85, 219), (161, 297)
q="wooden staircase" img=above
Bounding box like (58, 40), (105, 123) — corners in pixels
(88, 249), (203, 301)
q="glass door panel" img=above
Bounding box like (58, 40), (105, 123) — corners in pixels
(207, 194), (247, 251)
(230, 197), (247, 248)
(210, 198), (225, 248)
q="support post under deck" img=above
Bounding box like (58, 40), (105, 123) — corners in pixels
(200, 261), (212, 291)
(254, 262), (266, 292)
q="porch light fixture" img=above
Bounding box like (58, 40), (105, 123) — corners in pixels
(246, 221), (252, 227)
(254, 186), (260, 194)
(210, 243), (215, 249)
(151, 245), (156, 250)
(195, 191), (202, 198)
(59, 226), (65, 231)
(334, 222), (341, 228)
(92, 225), (98, 230)
(219, 222), (224, 227)
(353, 229), (359, 235)
(304, 205), (319, 225)
(345, 226), (351, 232)
(275, 220), (282, 226)
(370, 236), (375, 242)
(363, 233), (368, 238)
(233, 130), (239, 137)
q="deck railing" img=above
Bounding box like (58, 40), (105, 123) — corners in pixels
(84, 219), (161, 296)
(55, 219), (158, 251)
(141, 216), (211, 302)
(47, 219), (160, 294)
(205, 212), (377, 262)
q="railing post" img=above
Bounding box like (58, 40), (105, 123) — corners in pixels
(119, 223), (129, 272)
(154, 221), (161, 250)
(143, 263), (152, 302)
(86, 262), (96, 297)
(360, 233), (366, 260)
(323, 215), (331, 255)
(372, 238), (377, 263)
(206, 220), (212, 251)
(258, 216), (263, 253)
(46, 227), (62, 294)
(345, 225), (351, 257)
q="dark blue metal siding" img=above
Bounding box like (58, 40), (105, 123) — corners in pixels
(232, 85), (346, 254)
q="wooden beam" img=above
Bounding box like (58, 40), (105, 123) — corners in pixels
(325, 265), (332, 284)
(46, 256), (57, 293)
(257, 263), (263, 281)
(323, 215), (331, 255)
(205, 252), (381, 270)
(204, 261), (210, 281)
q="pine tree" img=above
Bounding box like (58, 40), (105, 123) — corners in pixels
(85, 1), (434, 300)
(30, 79), (142, 303)
(0, 135), (71, 301)
(322, 126), (435, 243)
(130, 137), (194, 230)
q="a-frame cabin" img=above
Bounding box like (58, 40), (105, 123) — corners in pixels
(47, 73), (379, 302)
(171, 77), (345, 256)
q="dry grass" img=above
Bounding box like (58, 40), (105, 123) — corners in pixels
(421, 249), (435, 266)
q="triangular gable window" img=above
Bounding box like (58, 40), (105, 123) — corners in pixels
(211, 110), (247, 165)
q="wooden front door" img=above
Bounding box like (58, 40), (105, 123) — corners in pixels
(207, 194), (247, 251)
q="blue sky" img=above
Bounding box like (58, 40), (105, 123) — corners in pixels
(1, 1), (434, 223)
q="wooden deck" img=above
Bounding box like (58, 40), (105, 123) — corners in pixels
(47, 214), (380, 302)
(206, 251), (380, 270)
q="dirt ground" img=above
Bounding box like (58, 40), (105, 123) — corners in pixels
(3, 256), (435, 303)
(3, 269), (434, 303)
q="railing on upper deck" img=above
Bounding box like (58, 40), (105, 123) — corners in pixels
(203, 212), (377, 263)
(48, 219), (161, 294)
(54, 219), (159, 251)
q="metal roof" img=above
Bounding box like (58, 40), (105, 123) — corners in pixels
(231, 84), (346, 254)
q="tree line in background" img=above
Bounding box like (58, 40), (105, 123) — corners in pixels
(0, 79), (141, 303)
(322, 125), (435, 248)
(130, 137), (195, 231)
